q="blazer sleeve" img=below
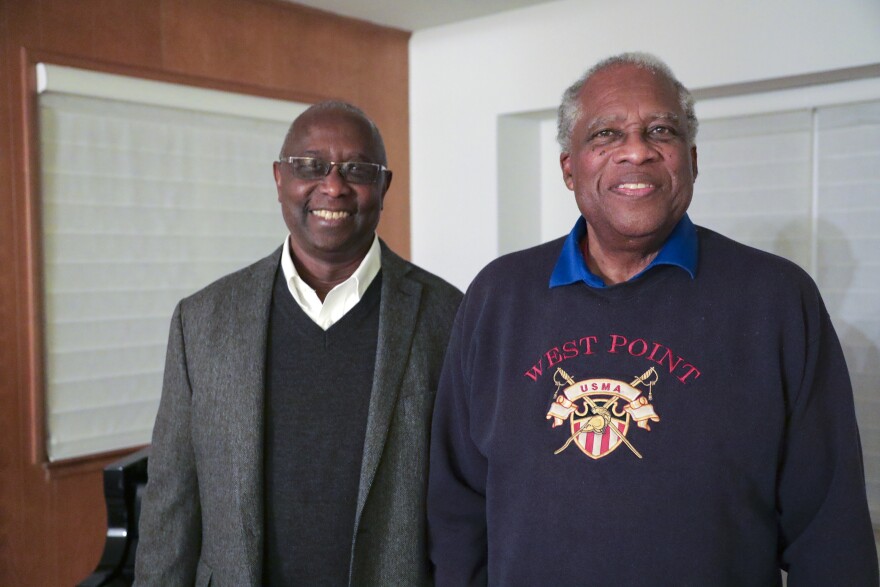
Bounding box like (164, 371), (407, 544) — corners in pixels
(134, 302), (202, 586)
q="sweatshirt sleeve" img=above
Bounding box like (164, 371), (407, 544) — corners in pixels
(776, 298), (879, 585)
(428, 305), (490, 587)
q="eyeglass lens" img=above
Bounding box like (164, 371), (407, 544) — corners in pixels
(284, 157), (382, 184)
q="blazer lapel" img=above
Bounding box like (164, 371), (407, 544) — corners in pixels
(353, 243), (422, 528)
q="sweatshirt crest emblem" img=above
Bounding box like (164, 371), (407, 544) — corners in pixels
(546, 367), (660, 460)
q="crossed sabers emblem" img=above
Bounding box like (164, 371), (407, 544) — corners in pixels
(546, 367), (660, 460)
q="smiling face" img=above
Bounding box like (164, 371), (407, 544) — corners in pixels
(560, 63), (698, 258)
(274, 107), (391, 269)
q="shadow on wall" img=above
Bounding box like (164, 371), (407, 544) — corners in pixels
(776, 219), (880, 557)
(773, 218), (880, 411)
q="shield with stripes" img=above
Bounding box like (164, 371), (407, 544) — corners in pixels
(570, 398), (631, 460)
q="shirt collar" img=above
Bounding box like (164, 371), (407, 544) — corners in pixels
(549, 214), (698, 289)
(281, 233), (382, 328)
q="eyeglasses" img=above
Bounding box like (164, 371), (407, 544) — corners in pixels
(278, 156), (388, 185)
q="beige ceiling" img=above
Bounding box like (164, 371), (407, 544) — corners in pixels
(287, 0), (560, 31)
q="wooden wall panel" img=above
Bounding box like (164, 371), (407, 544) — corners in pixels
(36, 1), (100, 56)
(0, 0), (25, 580)
(0, 0), (410, 585)
(161, 0), (283, 87)
(91, 1), (164, 67)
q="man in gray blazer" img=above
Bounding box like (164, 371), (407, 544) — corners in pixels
(134, 101), (462, 586)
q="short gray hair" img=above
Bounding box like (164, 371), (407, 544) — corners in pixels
(556, 52), (698, 151)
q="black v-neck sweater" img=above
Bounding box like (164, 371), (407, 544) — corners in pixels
(263, 268), (382, 586)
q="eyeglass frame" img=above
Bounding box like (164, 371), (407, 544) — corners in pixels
(276, 156), (390, 185)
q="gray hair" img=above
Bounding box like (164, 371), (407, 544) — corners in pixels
(281, 100), (388, 165)
(556, 52), (698, 151)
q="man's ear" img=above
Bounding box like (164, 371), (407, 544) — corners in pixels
(380, 171), (393, 209)
(690, 146), (698, 181)
(560, 152), (575, 191)
(273, 161), (287, 204)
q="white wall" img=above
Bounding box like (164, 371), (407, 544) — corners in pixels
(409, 0), (880, 290)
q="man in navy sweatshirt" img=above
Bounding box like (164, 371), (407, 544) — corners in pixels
(428, 52), (878, 586)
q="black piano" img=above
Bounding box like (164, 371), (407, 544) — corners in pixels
(78, 447), (150, 587)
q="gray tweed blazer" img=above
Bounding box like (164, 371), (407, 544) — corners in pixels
(134, 241), (462, 587)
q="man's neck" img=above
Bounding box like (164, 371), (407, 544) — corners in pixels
(581, 233), (661, 286)
(289, 244), (369, 302)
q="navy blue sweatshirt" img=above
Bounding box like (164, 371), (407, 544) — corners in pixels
(428, 226), (878, 586)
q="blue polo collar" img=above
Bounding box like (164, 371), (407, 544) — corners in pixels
(549, 214), (698, 288)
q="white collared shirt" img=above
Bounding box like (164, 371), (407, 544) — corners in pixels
(280, 234), (382, 330)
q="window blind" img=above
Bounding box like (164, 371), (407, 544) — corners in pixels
(39, 85), (301, 461)
(689, 109), (814, 268)
(816, 99), (880, 524)
(690, 98), (880, 527)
